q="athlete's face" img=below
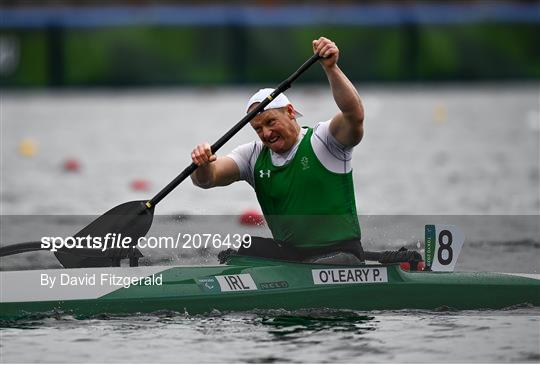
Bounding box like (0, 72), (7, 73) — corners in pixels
(249, 105), (300, 154)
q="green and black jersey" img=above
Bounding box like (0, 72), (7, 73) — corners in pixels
(228, 121), (361, 248)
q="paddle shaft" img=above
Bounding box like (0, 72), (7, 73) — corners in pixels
(147, 53), (322, 208)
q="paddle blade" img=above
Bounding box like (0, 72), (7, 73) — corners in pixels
(54, 200), (154, 268)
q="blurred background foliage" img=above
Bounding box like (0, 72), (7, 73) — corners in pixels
(1, 1), (539, 87)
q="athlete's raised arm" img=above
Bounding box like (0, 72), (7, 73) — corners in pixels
(313, 37), (365, 147)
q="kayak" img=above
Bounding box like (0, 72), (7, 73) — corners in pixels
(1, 255), (539, 319)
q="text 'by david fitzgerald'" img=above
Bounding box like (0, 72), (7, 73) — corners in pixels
(40, 273), (163, 289)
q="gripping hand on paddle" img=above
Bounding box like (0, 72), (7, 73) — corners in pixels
(191, 143), (216, 167)
(190, 143), (240, 189)
(313, 37), (339, 69)
(190, 143), (216, 188)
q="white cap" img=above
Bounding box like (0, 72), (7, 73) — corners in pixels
(246, 88), (303, 117)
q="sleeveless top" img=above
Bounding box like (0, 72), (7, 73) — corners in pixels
(253, 128), (361, 248)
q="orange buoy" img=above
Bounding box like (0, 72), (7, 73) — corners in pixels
(131, 179), (151, 191)
(433, 104), (448, 123)
(18, 138), (38, 157)
(63, 158), (81, 172)
(239, 210), (264, 226)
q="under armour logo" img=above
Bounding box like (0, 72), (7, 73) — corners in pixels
(259, 169), (271, 178)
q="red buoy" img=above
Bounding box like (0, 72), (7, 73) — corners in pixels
(400, 261), (426, 271)
(130, 179), (151, 191)
(400, 262), (410, 271)
(63, 158), (81, 172)
(239, 210), (264, 226)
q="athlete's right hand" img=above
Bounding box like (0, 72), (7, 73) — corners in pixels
(191, 143), (217, 166)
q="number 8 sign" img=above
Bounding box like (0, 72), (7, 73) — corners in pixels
(425, 225), (464, 272)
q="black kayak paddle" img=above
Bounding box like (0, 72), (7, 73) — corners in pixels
(55, 53), (323, 268)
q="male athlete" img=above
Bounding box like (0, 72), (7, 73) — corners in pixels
(191, 37), (365, 264)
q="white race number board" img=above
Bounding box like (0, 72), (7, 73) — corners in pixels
(425, 225), (464, 272)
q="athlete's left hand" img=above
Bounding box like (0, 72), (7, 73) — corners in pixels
(313, 37), (339, 69)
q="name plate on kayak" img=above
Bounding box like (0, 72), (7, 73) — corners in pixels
(312, 268), (388, 285)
